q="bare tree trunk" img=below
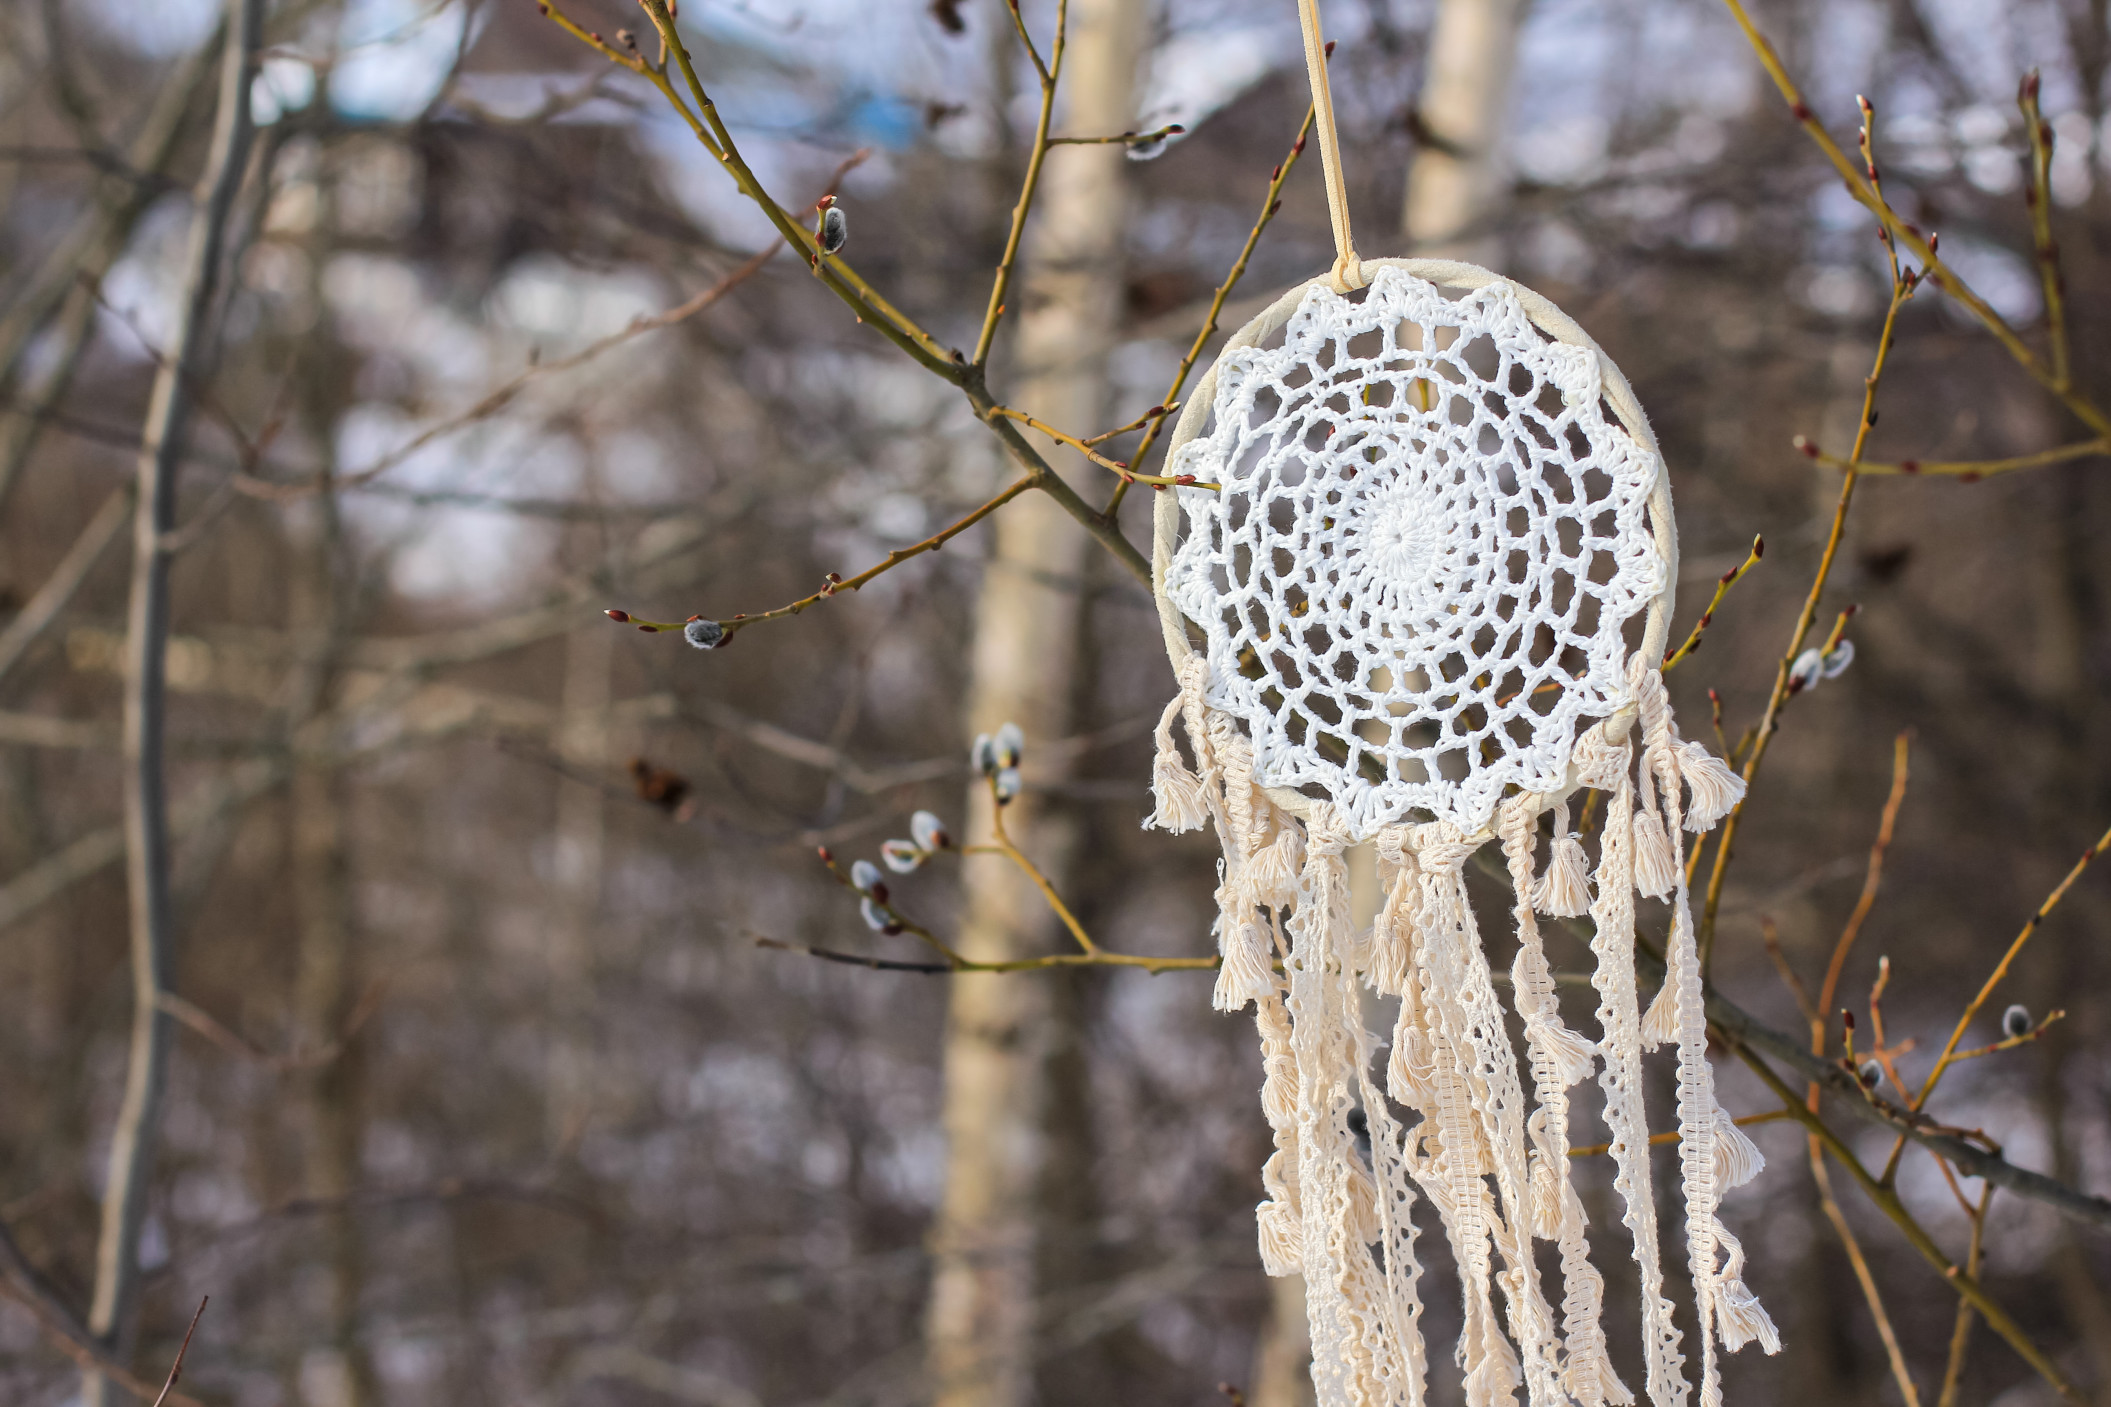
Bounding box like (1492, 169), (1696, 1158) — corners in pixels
(548, 602), (612, 1151)
(1401, 0), (1526, 260)
(86, 4), (260, 1401)
(923, 3), (1147, 1403)
(0, 22), (225, 514)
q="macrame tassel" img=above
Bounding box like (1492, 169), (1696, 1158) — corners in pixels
(1257, 1164), (1305, 1275)
(1533, 801), (1593, 918)
(1631, 805), (1678, 899)
(1709, 1234), (1781, 1355)
(1712, 1103), (1766, 1191)
(1532, 1015), (1599, 1089)
(1249, 821), (1307, 909)
(1149, 747), (1210, 832)
(1639, 978), (1679, 1051)
(1674, 739), (1744, 832)
(1213, 897), (1279, 1012)
(1145, 676), (1213, 833)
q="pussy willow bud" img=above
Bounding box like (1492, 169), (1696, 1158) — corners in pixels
(685, 618), (725, 650)
(850, 859), (883, 894)
(2003, 1004), (2032, 1039)
(910, 810), (951, 851)
(1858, 1059), (1884, 1089)
(881, 839), (926, 873)
(860, 896), (894, 932)
(820, 206), (848, 254)
(1788, 647), (1825, 693)
(1820, 639), (1856, 679)
(971, 733), (997, 776)
(993, 766), (1022, 805)
(993, 722), (1024, 769)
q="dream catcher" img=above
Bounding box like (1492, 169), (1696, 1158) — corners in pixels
(1140, 5), (1777, 1404)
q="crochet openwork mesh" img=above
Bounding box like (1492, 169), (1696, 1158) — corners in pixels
(1145, 261), (1777, 1407)
(1162, 265), (1667, 838)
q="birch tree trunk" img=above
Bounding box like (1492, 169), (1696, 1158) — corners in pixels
(923, 3), (1147, 1403)
(1402, 0), (1526, 259)
(88, 2), (261, 1402)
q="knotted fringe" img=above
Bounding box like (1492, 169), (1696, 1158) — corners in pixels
(1534, 799), (1594, 919)
(1146, 659), (1214, 834)
(1166, 655), (1767, 1407)
(1499, 801), (1630, 1407)
(1633, 659), (1779, 1404)
(1584, 750), (1689, 1407)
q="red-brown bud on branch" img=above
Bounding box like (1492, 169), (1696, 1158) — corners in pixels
(606, 609), (631, 622)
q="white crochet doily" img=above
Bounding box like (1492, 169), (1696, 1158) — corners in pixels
(1154, 261), (1676, 839)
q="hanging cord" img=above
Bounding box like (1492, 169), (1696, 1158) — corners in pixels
(1296, 0), (1365, 292)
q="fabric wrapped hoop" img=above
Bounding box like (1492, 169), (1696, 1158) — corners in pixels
(1149, 257), (1679, 838)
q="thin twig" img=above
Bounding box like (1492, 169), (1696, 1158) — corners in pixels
(2018, 70), (2067, 392)
(1809, 1143), (1921, 1407)
(1800, 437), (2107, 479)
(972, 0), (1068, 365)
(1909, 816), (2111, 1113)
(1812, 733), (1911, 1051)
(1661, 535), (1762, 669)
(150, 1298), (207, 1407)
(1715, 0), (2107, 436)
(1937, 1182), (1995, 1407)
(1698, 239), (1914, 971)
(607, 476), (1037, 641)
(991, 405), (1217, 487)
(1107, 106), (1315, 516)
(1734, 1044), (2084, 1402)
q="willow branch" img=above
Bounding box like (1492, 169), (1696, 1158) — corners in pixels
(1715, 0), (2107, 436)
(972, 0), (1068, 366)
(1107, 106), (1314, 515)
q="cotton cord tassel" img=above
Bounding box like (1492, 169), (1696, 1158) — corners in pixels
(1639, 979), (1679, 1051)
(1146, 662), (1215, 833)
(1708, 1234), (1780, 1355)
(1711, 1105), (1766, 1191)
(1673, 739), (1744, 832)
(1213, 886), (1279, 1011)
(1630, 804), (1678, 899)
(1146, 698), (1211, 832)
(1534, 801), (1593, 918)
(1249, 820), (1307, 908)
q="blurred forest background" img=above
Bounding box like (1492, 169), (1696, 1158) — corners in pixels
(1, 0), (2107, 1404)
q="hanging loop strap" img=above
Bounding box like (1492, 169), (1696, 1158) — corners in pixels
(1296, 0), (1364, 293)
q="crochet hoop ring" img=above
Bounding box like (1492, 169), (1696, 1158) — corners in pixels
(1151, 257), (1680, 841)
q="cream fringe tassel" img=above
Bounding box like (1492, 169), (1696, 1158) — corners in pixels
(1143, 654), (1775, 1406)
